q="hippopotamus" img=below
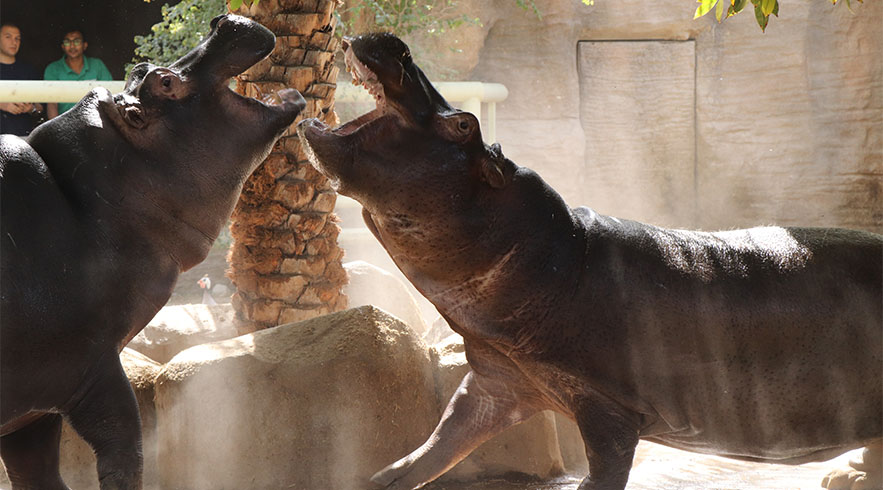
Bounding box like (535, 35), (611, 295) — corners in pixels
(0, 15), (304, 489)
(298, 33), (882, 490)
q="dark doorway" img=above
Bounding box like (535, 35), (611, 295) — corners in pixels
(1, 0), (167, 80)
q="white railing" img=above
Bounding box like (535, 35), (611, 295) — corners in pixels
(0, 80), (508, 141)
(336, 81), (508, 142)
(0, 80), (127, 103)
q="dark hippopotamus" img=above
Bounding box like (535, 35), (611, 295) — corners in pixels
(0, 15), (304, 489)
(298, 33), (883, 490)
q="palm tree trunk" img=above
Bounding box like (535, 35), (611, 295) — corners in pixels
(227, 0), (347, 334)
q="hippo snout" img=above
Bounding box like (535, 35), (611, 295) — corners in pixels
(297, 118), (338, 177)
(170, 14), (276, 83)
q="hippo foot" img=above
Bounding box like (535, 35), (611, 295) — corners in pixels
(822, 443), (883, 490)
(370, 455), (424, 490)
(822, 468), (879, 490)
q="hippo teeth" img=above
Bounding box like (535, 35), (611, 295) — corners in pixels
(345, 47), (386, 107)
(336, 47), (391, 135)
(261, 92), (282, 106)
(345, 46), (376, 86)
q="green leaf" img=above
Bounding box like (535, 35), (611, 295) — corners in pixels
(754, 3), (770, 31)
(229, 0), (242, 9)
(715, 0), (725, 21)
(728, 0), (748, 17)
(761, 0), (776, 16)
(694, 0), (719, 19)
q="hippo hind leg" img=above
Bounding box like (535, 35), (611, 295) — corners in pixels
(822, 441), (883, 490)
(66, 352), (143, 490)
(0, 413), (70, 490)
(573, 397), (641, 490)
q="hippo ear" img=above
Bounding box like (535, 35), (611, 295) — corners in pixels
(125, 62), (153, 91)
(480, 143), (515, 189)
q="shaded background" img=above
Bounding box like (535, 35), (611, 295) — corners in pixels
(407, 0), (882, 233)
(0, 0), (166, 80)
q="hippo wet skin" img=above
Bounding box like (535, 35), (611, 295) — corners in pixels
(0, 15), (304, 489)
(298, 33), (883, 490)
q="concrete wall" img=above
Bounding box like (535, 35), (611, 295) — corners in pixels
(410, 0), (882, 232)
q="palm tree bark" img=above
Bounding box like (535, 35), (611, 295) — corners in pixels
(227, 0), (347, 334)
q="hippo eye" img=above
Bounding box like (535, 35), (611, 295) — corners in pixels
(458, 119), (470, 132)
(162, 76), (172, 88)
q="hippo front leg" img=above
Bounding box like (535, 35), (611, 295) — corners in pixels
(0, 414), (69, 490)
(371, 370), (541, 490)
(66, 351), (143, 490)
(573, 398), (642, 490)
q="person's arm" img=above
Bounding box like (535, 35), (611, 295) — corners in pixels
(43, 63), (59, 119)
(0, 102), (33, 114)
(1, 64), (40, 114)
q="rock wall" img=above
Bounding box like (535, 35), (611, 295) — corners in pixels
(408, 0), (882, 232)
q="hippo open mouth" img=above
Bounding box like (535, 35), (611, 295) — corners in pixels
(112, 15), (304, 134)
(330, 40), (393, 137)
(297, 32), (458, 191)
(302, 34), (417, 141)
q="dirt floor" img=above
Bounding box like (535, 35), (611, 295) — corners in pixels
(422, 441), (861, 490)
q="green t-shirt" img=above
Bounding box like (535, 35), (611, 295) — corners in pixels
(43, 56), (113, 114)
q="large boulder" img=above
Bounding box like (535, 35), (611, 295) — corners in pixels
(343, 260), (429, 335)
(429, 337), (567, 482)
(0, 348), (161, 489)
(127, 303), (238, 363)
(553, 412), (590, 475)
(154, 306), (439, 490)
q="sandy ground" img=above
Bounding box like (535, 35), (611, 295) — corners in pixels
(0, 440), (864, 489)
(422, 441), (863, 490)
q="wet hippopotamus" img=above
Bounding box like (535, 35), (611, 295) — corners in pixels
(298, 33), (883, 490)
(0, 15), (304, 489)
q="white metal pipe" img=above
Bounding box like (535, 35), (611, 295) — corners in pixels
(336, 81), (507, 143)
(487, 102), (497, 143)
(0, 80), (126, 102)
(0, 80), (509, 105)
(461, 97), (481, 123)
(434, 81), (508, 103)
(0, 80), (508, 142)
(334, 81), (508, 105)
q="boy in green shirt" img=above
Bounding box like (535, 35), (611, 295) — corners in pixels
(44, 29), (113, 118)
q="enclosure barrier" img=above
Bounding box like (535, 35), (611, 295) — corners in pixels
(0, 80), (508, 143)
(0, 81), (127, 103)
(336, 81), (508, 142)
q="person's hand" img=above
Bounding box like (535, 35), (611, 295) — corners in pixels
(0, 102), (34, 114)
